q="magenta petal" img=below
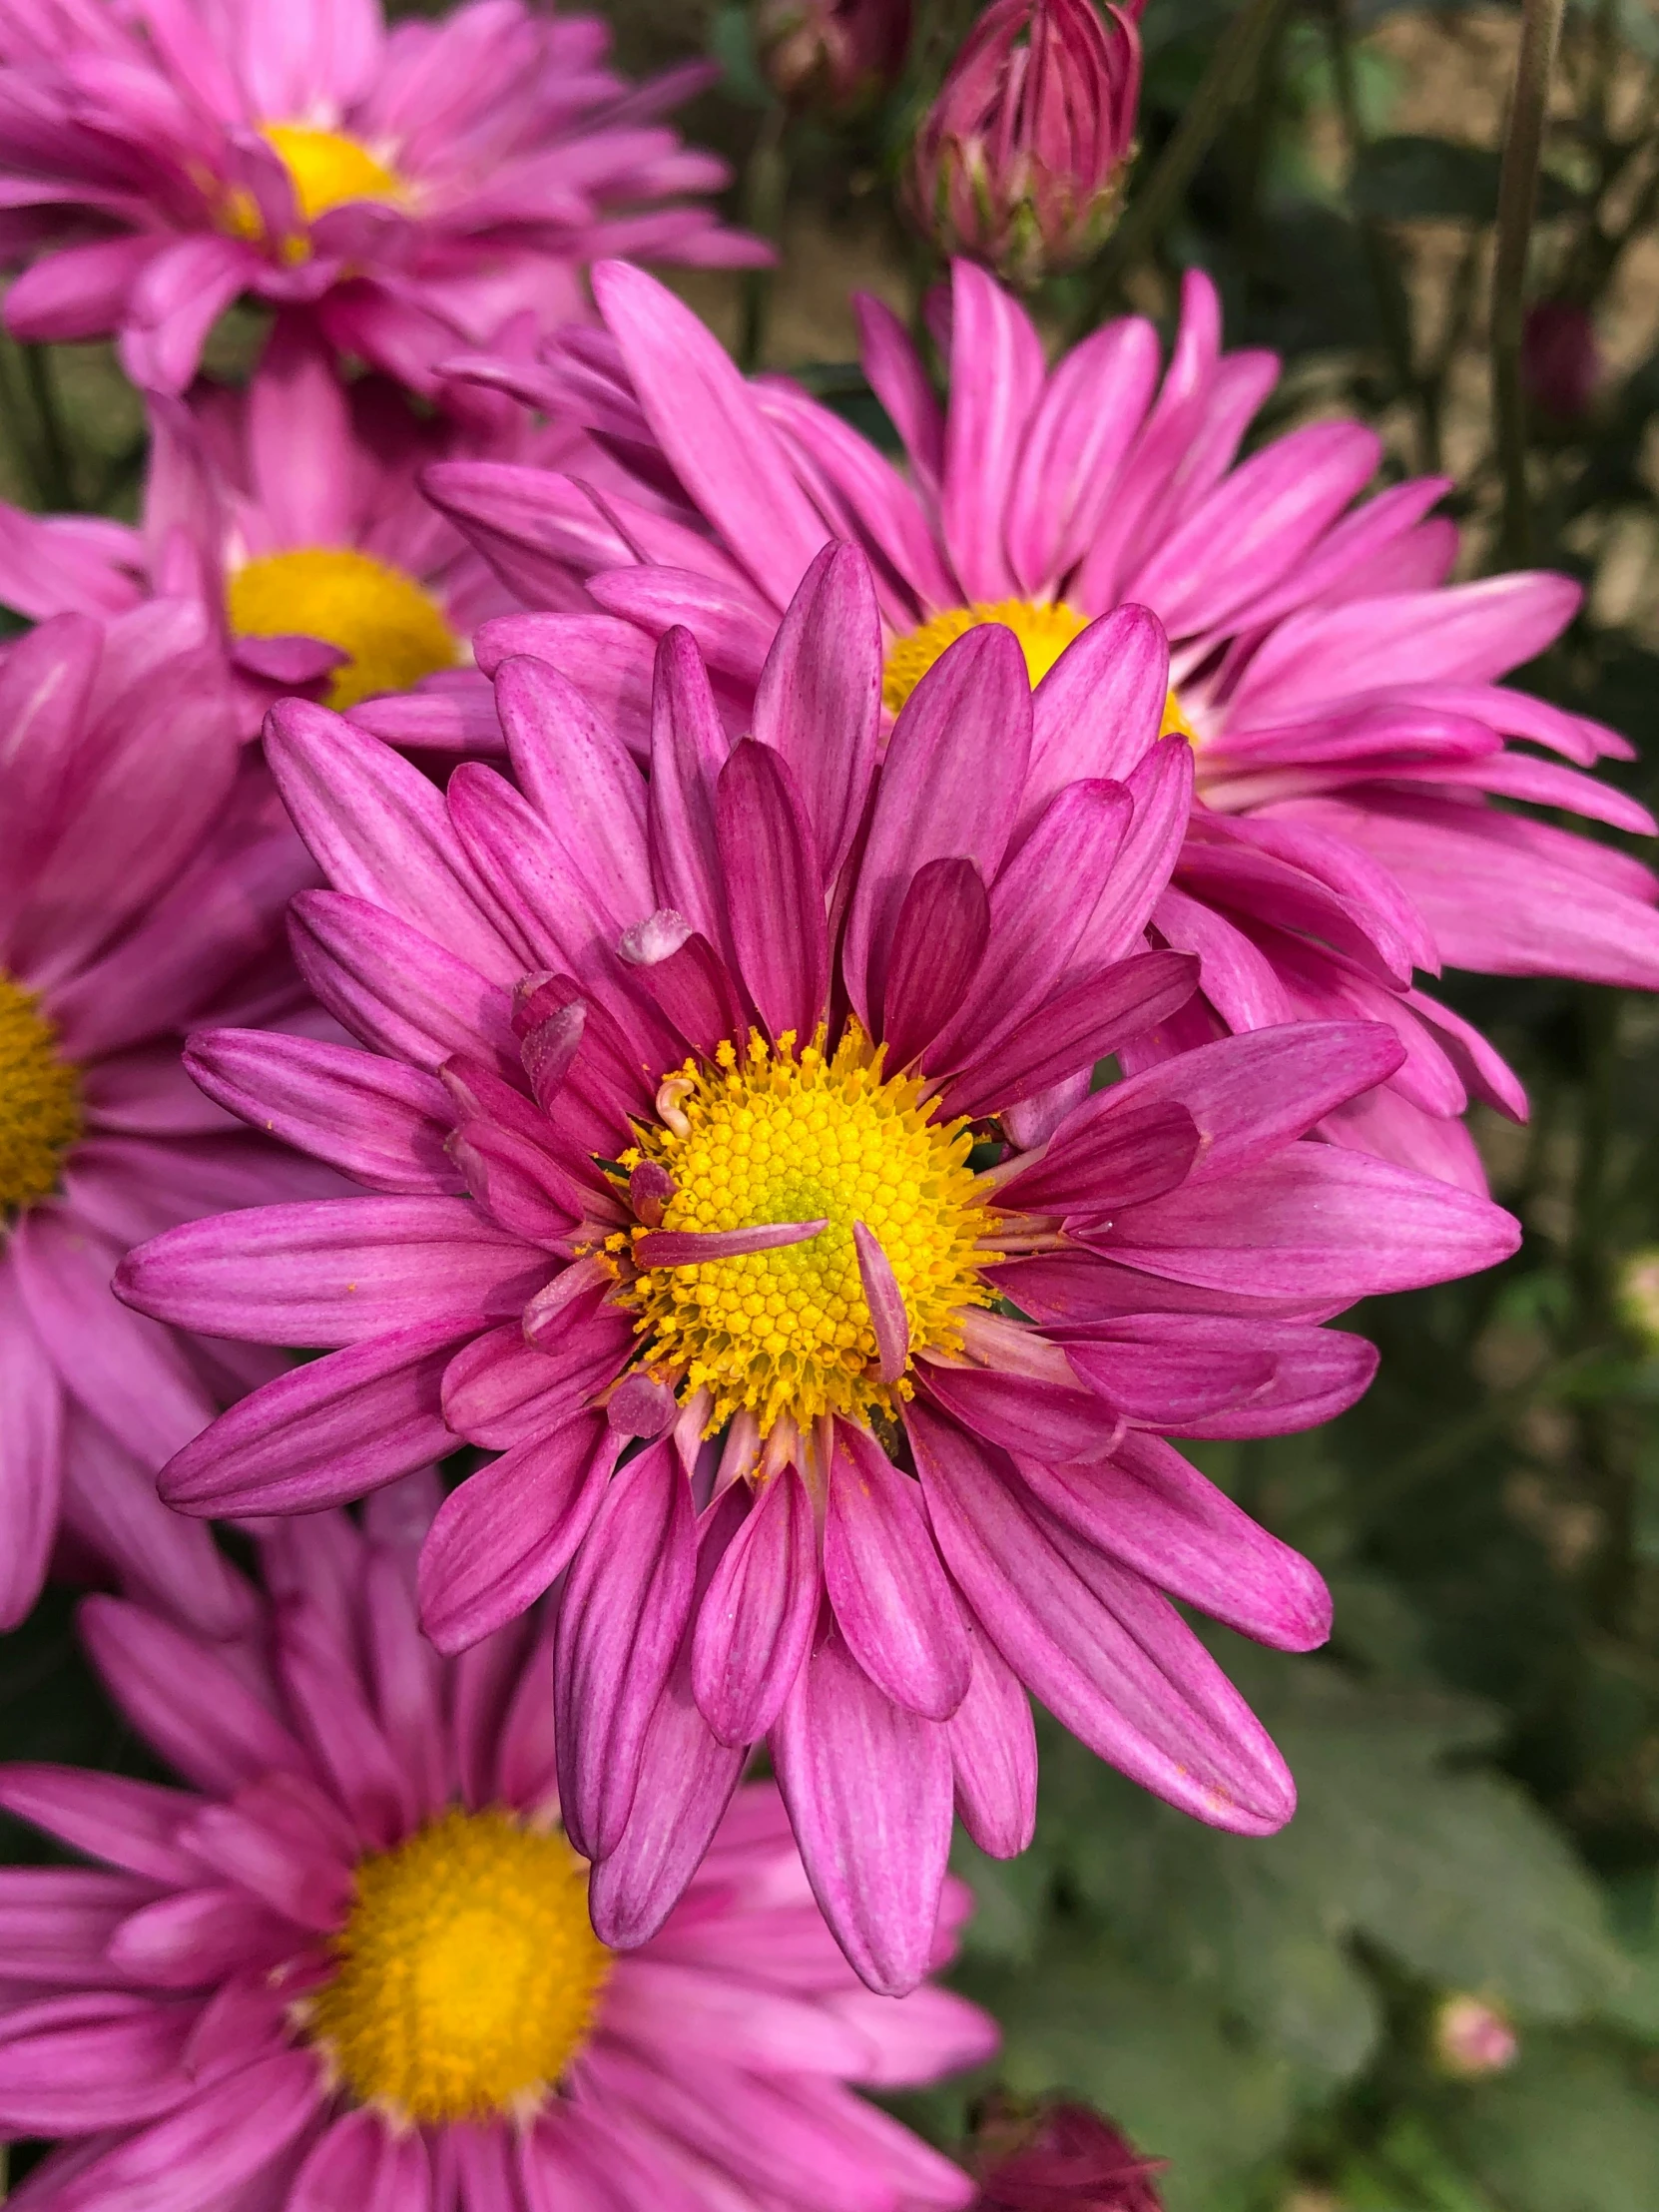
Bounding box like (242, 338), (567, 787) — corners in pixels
(0, 1993), (196, 2134)
(493, 653), (653, 928)
(417, 1416), (618, 1655)
(918, 1364), (1122, 1465)
(880, 857), (991, 1072)
(844, 624), (1031, 1030)
(771, 1615), (954, 1996)
(185, 1029), (459, 1196)
(289, 2108), (432, 2212)
(0, 1258), (63, 1631)
(751, 542), (883, 882)
(940, 947), (1200, 1120)
(0, 1768), (201, 1886)
(994, 1095), (1200, 1218)
(691, 1465), (819, 1748)
(1070, 734), (1194, 968)
(588, 1488), (750, 1946)
(118, 1198), (548, 1348)
(289, 889), (519, 1078)
(45, 2049), (324, 2212)
(1025, 605), (1171, 815)
(78, 1596), (310, 1798)
(823, 1427), (970, 1723)
(944, 1627), (1037, 1859)
(939, 261), (1045, 602)
(554, 1437), (696, 1862)
(636, 1220), (828, 1266)
(156, 1324), (463, 1516)
(716, 738), (829, 1044)
(648, 626), (731, 949)
(441, 1307), (633, 1449)
(1016, 1432), (1332, 1653)
(852, 1224), (909, 1385)
(909, 1404), (1297, 1835)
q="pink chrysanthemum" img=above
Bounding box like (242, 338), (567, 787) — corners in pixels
(0, 0), (767, 396)
(429, 258), (1659, 1192)
(0, 316), (635, 741)
(0, 605), (340, 1638)
(121, 551), (1517, 1989)
(0, 1472), (993, 2212)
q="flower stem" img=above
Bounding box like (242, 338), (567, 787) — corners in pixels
(1492, 0), (1567, 566)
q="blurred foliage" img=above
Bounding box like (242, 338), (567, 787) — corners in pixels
(6, 0), (1659, 2204)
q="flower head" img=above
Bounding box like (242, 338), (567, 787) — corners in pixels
(971, 2095), (1165, 2212)
(905, 0), (1142, 286)
(0, 0), (768, 395)
(0, 315), (629, 741)
(433, 258), (1659, 1194)
(0, 604), (335, 1638)
(121, 551), (1518, 1991)
(0, 1475), (993, 2211)
(758, 0), (912, 115)
(1431, 1994), (1519, 2077)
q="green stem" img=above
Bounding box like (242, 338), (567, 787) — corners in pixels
(739, 102), (789, 372)
(22, 342), (73, 510)
(1491, 0), (1567, 566)
(1072, 0), (1292, 326)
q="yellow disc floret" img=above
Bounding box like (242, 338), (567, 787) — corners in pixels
(307, 1808), (610, 2125)
(883, 600), (1199, 744)
(259, 124), (406, 225)
(883, 599), (1092, 713)
(0, 975), (82, 1216)
(227, 547), (459, 711)
(618, 1026), (998, 1436)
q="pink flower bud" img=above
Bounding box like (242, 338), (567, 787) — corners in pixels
(757, 0), (912, 116)
(906, 0), (1142, 286)
(1432, 1994), (1519, 2077)
(971, 2095), (1166, 2212)
(1521, 300), (1601, 423)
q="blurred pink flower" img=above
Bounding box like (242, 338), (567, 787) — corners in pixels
(121, 553), (1516, 1991)
(431, 258), (1659, 1193)
(971, 2097), (1166, 2212)
(0, 1475), (994, 2212)
(906, 0), (1142, 285)
(1431, 1994), (1519, 2077)
(758, 0), (912, 115)
(1521, 299), (1601, 423)
(0, 0), (768, 395)
(0, 606), (337, 1638)
(0, 315), (660, 740)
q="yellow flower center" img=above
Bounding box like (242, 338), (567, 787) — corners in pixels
(882, 599), (1198, 741)
(259, 123), (405, 225)
(617, 1027), (998, 1437)
(227, 547), (459, 712)
(306, 1809), (610, 2126)
(0, 974), (82, 1216)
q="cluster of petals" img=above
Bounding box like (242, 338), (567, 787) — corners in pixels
(0, 1474), (992, 2212)
(428, 257), (1659, 1193)
(0, 603), (344, 1640)
(0, 0), (766, 396)
(0, 316), (583, 738)
(906, 0), (1143, 287)
(121, 549), (1518, 1991)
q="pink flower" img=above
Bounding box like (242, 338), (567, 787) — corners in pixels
(758, 0), (913, 116)
(430, 259), (1659, 1194)
(1430, 1994), (1518, 2077)
(119, 551), (1517, 1990)
(0, 606), (337, 1638)
(0, 316), (576, 741)
(971, 2096), (1165, 2212)
(906, 0), (1142, 286)
(0, 0), (768, 396)
(0, 1473), (993, 2212)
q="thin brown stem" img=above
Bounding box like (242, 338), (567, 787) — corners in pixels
(1492, 0), (1568, 565)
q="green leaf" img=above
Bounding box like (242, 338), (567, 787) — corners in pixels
(1434, 2034), (1659, 2212)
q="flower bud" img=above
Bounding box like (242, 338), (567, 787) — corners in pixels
(1616, 1249), (1659, 1350)
(1521, 299), (1601, 423)
(905, 0), (1142, 286)
(970, 2094), (1166, 2212)
(757, 0), (911, 116)
(1431, 1994), (1519, 2078)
